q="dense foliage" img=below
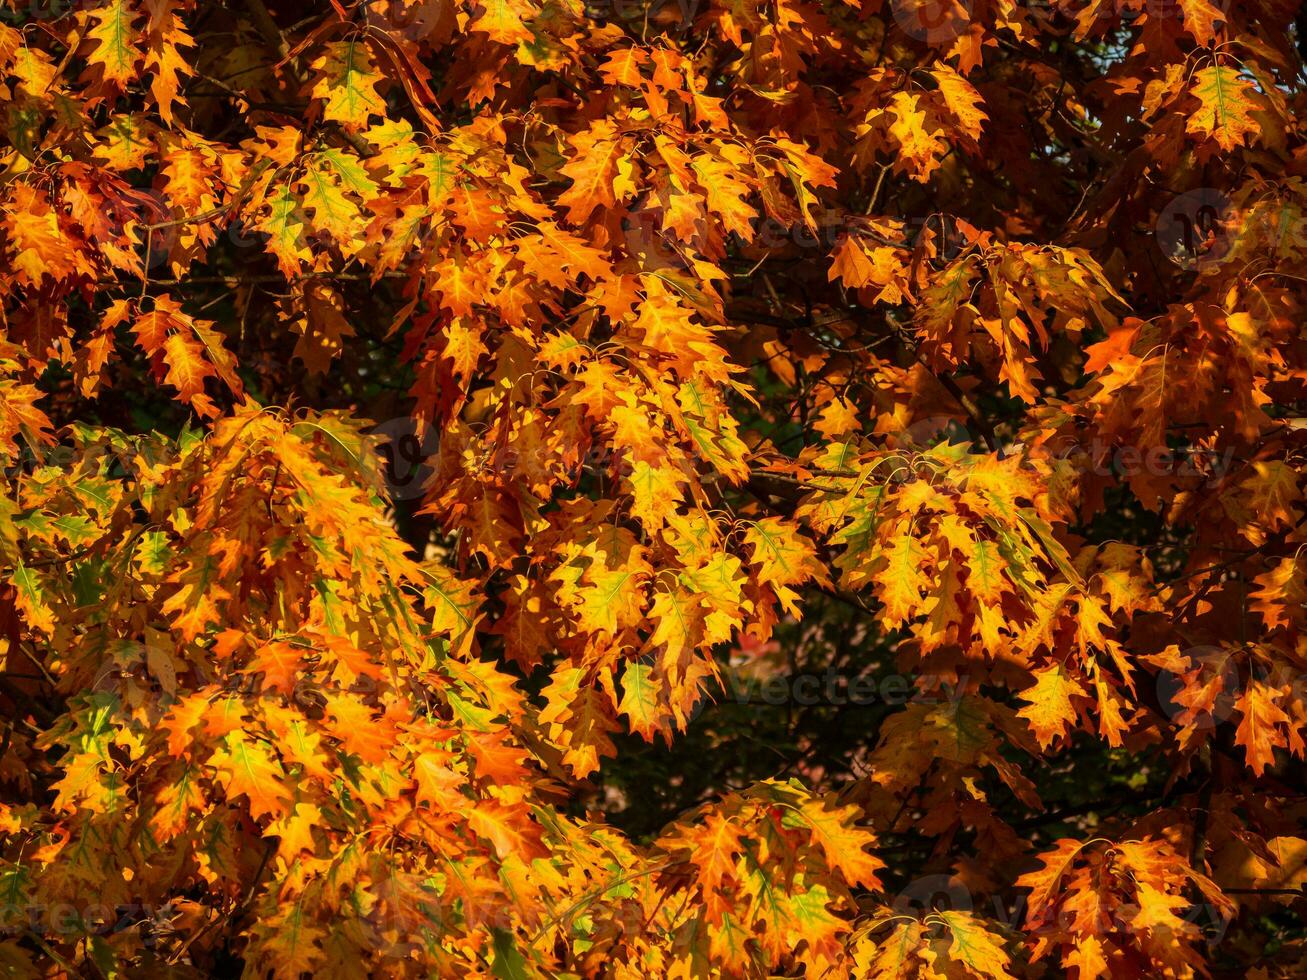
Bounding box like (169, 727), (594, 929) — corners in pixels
(0, 0), (1305, 976)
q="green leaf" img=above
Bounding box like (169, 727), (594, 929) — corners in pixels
(491, 927), (532, 980)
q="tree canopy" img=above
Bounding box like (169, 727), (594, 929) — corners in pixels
(0, 0), (1305, 976)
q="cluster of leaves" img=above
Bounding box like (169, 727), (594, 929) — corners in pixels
(0, 0), (1305, 976)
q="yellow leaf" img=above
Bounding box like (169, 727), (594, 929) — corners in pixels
(468, 0), (540, 45)
(256, 185), (312, 276)
(557, 121), (624, 223)
(874, 534), (931, 628)
(254, 904), (325, 976)
(1016, 664), (1087, 751)
(1239, 461), (1302, 531)
(574, 566), (646, 636)
(888, 92), (948, 182)
(3, 186), (78, 286)
(618, 661), (663, 740)
(930, 63), (987, 140)
(84, 0), (142, 88)
(310, 40), (386, 131)
(1234, 680), (1291, 775)
(790, 796), (885, 889)
(932, 910), (1015, 979)
(1176, 0), (1230, 45)
(209, 733), (292, 820)
(627, 460), (686, 532)
(744, 516), (829, 615)
(1187, 66), (1261, 151)
(467, 800), (548, 861)
(266, 802), (322, 858)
